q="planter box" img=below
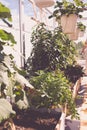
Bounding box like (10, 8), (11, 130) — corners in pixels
(61, 14), (78, 34)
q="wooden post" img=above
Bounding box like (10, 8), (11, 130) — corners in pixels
(55, 104), (67, 130)
(72, 78), (81, 99)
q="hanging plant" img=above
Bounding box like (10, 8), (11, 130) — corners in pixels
(49, 1), (85, 34)
(49, 1), (84, 20)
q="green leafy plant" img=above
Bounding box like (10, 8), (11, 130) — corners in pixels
(26, 23), (76, 77)
(77, 22), (86, 31)
(64, 64), (84, 84)
(29, 70), (78, 119)
(0, 2), (12, 21)
(49, 1), (85, 20)
(0, 30), (16, 45)
(0, 2), (34, 124)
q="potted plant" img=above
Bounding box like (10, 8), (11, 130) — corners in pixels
(29, 70), (78, 116)
(50, 1), (85, 34)
(29, 70), (79, 130)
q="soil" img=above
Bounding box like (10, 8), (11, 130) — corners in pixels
(0, 108), (61, 130)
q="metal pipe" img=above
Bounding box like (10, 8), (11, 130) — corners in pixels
(19, 0), (25, 68)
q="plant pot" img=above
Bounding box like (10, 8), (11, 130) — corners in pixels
(34, 0), (55, 8)
(68, 28), (79, 40)
(60, 15), (67, 32)
(61, 14), (78, 34)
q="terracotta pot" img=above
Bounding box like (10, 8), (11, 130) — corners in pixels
(61, 14), (78, 34)
(60, 15), (67, 32)
(68, 28), (79, 40)
(34, 0), (55, 8)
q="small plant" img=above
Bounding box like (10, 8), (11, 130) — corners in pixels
(77, 22), (86, 31)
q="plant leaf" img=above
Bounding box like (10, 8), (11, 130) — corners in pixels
(14, 72), (34, 89)
(0, 2), (12, 21)
(0, 29), (16, 45)
(0, 98), (15, 122)
(16, 91), (29, 109)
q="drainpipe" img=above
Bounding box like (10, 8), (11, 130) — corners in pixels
(19, 0), (25, 68)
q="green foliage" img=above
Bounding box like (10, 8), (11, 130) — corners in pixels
(29, 70), (78, 118)
(73, 0), (86, 7)
(77, 22), (86, 31)
(0, 30), (16, 45)
(0, 54), (32, 105)
(26, 23), (76, 77)
(49, 1), (84, 20)
(64, 64), (84, 83)
(0, 2), (12, 21)
(0, 1), (34, 123)
(13, 86), (24, 102)
(15, 90), (29, 110)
